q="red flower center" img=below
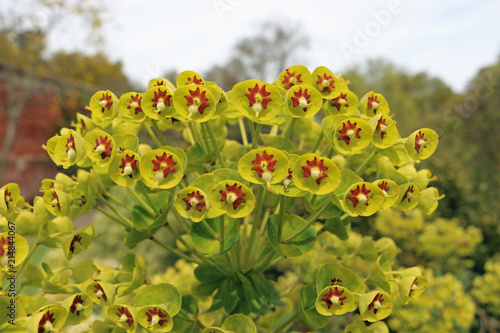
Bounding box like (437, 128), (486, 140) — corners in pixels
(38, 311), (56, 332)
(331, 93), (349, 112)
(94, 135), (113, 160)
(184, 87), (210, 115)
(151, 88), (172, 113)
(321, 287), (347, 309)
(281, 69), (303, 89)
(316, 73), (335, 93)
(127, 94), (144, 115)
(251, 150), (277, 180)
(244, 84), (272, 116)
(70, 295), (84, 316)
(414, 131), (428, 154)
(376, 117), (388, 139)
(183, 191), (206, 212)
(69, 235), (82, 253)
(337, 120), (361, 145)
(367, 94), (380, 113)
(368, 293), (385, 314)
(220, 183), (247, 210)
(118, 154), (139, 178)
(99, 93), (113, 112)
(290, 87), (312, 111)
(348, 184), (372, 208)
(151, 153), (177, 179)
(116, 306), (134, 327)
(146, 307), (168, 326)
(94, 283), (108, 302)
(301, 157), (329, 185)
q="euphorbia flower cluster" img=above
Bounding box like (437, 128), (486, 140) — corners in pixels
(1, 64), (443, 332)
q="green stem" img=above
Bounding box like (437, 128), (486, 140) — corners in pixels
(184, 124), (196, 145)
(219, 215), (225, 253)
(309, 194), (317, 205)
(152, 121), (167, 146)
(273, 309), (299, 333)
(244, 185), (266, 265)
(190, 122), (206, 153)
(97, 196), (134, 228)
(177, 308), (206, 330)
(238, 118), (249, 145)
(259, 206), (271, 235)
(125, 187), (155, 215)
(277, 195), (286, 243)
(145, 125), (162, 147)
(311, 131), (324, 153)
(172, 208), (191, 234)
(253, 250), (278, 273)
(104, 191), (133, 212)
(201, 219), (219, 240)
(137, 182), (160, 216)
(251, 123), (263, 149)
(96, 206), (131, 229)
(199, 121), (211, 153)
(284, 203), (329, 243)
(204, 121), (226, 168)
(355, 150), (377, 175)
(280, 118), (297, 149)
(16, 242), (39, 278)
(150, 237), (201, 265)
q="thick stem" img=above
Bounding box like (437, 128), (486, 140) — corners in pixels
(355, 150), (377, 175)
(238, 118), (249, 145)
(244, 185), (266, 265)
(251, 123), (263, 149)
(150, 237), (201, 265)
(145, 125), (162, 147)
(152, 120), (167, 146)
(280, 118), (297, 149)
(137, 181), (160, 216)
(277, 195), (287, 243)
(204, 121), (226, 168)
(219, 215), (225, 253)
(311, 131), (324, 154)
(284, 203), (329, 243)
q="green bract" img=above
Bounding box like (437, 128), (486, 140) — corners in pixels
(109, 150), (141, 187)
(84, 129), (117, 168)
(119, 92), (147, 122)
(405, 128), (439, 162)
(277, 65), (313, 89)
(173, 85), (217, 122)
(322, 89), (359, 116)
(238, 148), (289, 188)
(231, 79), (282, 122)
(89, 90), (119, 124)
(53, 129), (85, 168)
(359, 291), (393, 322)
(312, 66), (341, 98)
(285, 84), (323, 118)
(360, 91), (390, 117)
(209, 181), (255, 218)
(139, 148), (184, 189)
(107, 304), (137, 332)
(343, 182), (385, 217)
(369, 114), (399, 149)
(333, 117), (373, 155)
(174, 187), (210, 222)
(293, 153), (341, 195)
(372, 179), (400, 211)
(315, 285), (356, 315)
(142, 86), (176, 120)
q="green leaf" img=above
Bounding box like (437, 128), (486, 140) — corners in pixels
(299, 284), (331, 328)
(221, 314), (257, 333)
(133, 283), (182, 316)
(223, 278), (239, 313)
(324, 217), (350, 240)
(267, 214), (317, 258)
(368, 255), (392, 292)
(358, 236), (378, 263)
(250, 274), (281, 303)
(191, 217), (239, 257)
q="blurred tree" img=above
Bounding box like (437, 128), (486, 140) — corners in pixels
(204, 21), (310, 91)
(344, 59), (457, 135)
(0, 0), (131, 184)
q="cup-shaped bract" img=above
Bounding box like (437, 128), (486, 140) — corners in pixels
(62, 293), (94, 325)
(369, 114), (399, 149)
(84, 129), (117, 167)
(359, 291), (393, 322)
(177, 70), (205, 87)
(285, 84), (323, 118)
(109, 150), (141, 187)
(322, 90), (359, 117)
(418, 187), (444, 215)
(71, 113), (94, 137)
(141, 86), (176, 120)
(292, 153), (341, 195)
(137, 305), (173, 332)
(405, 128), (439, 162)
(62, 225), (95, 260)
(173, 85), (217, 122)
(399, 275), (428, 304)
(343, 182), (385, 217)
(312, 66), (340, 98)
(0, 183), (25, 220)
(231, 79), (282, 122)
(0, 232), (29, 270)
(43, 189), (71, 217)
(119, 92), (147, 122)
(139, 149), (183, 189)
(175, 187), (210, 222)
(108, 304), (138, 332)
(392, 183), (421, 211)
(333, 118), (373, 155)
(359, 91), (390, 117)
(315, 285), (356, 316)
(28, 305), (68, 333)
(53, 130), (85, 169)
(269, 154), (308, 197)
(277, 65), (313, 90)
(209, 181), (255, 218)
(86, 281), (115, 307)
(89, 90), (118, 125)
(238, 148), (289, 188)
(148, 77), (176, 92)
(372, 179), (400, 211)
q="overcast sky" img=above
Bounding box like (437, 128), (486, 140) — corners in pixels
(42, 0), (500, 92)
